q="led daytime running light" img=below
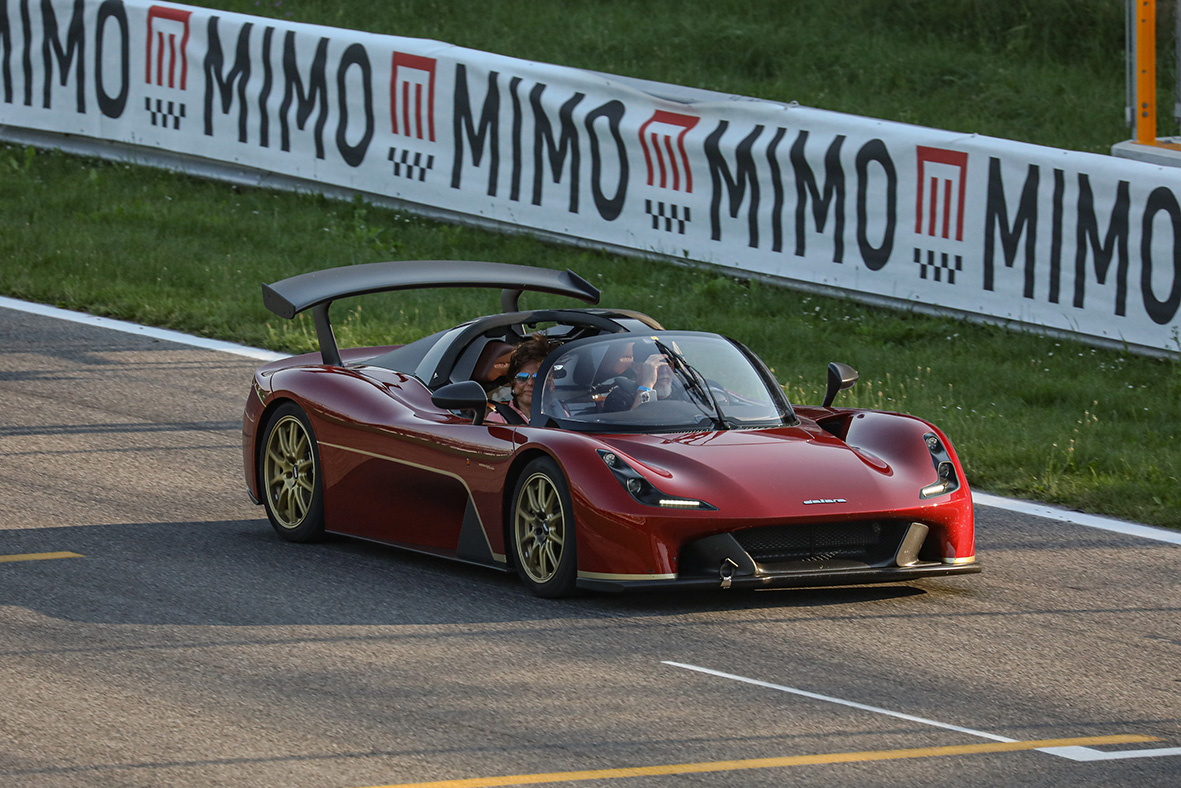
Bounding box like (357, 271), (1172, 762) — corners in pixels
(596, 449), (716, 510)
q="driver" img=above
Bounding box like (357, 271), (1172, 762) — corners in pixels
(603, 340), (686, 411)
(637, 350), (678, 401)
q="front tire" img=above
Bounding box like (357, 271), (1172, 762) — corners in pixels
(511, 457), (577, 598)
(260, 402), (325, 543)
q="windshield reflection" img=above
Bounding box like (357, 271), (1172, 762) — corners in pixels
(537, 332), (790, 432)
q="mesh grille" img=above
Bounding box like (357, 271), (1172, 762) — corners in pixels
(733, 521), (890, 564)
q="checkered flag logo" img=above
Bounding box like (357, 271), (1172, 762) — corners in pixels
(143, 7), (191, 132)
(388, 148), (435, 181)
(915, 249), (964, 284)
(913, 146), (969, 285)
(638, 110), (699, 234)
(387, 53), (437, 183)
(145, 98), (186, 130)
(645, 200), (690, 235)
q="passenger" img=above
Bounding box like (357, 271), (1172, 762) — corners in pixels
(486, 334), (558, 424)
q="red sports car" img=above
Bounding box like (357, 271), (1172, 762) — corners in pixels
(242, 260), (978, 597)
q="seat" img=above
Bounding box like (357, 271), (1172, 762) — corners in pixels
(471, 340), (514, 388)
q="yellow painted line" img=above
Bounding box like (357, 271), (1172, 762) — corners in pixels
(0, 551), (84, 563)
(360, 735), (1158, 788)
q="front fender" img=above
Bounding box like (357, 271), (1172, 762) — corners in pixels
(842, 410), (975, 563)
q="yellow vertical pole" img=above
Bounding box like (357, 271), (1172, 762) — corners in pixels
(1136, 0), (1157, 144)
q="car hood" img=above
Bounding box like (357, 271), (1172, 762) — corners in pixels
(597, 425), (931, 518)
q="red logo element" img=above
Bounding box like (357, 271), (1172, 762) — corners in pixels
(915, 146), (968, 241)
(638, 110), (699, 193)
(146, 6), (192, 90)
(391, 53), (436, 141)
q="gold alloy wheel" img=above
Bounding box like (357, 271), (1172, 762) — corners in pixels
(263, 414), (317, 529)
(514, 471), (567, 584)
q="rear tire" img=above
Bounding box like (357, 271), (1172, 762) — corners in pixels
(510, 457), (577, 598)
(259, 402), (325, 543)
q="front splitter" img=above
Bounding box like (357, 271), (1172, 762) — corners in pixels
(577, 561), (980, 593)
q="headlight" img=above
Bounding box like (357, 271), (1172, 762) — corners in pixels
(919, 433), (961, 499)
(598, 450), (717, 510)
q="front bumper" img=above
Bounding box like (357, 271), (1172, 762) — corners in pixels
(578, 518), (979, 593)
(578, 560), (979, 593)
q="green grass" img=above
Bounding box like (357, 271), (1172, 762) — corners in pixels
(2, 1), (1178, 528)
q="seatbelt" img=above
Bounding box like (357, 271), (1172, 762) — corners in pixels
(493, 402), (527, 425)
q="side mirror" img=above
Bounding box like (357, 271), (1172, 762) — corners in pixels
(822, 362), (859, 407)
(431, 380), (490, 425)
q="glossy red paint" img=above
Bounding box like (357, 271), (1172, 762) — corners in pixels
(245, 350), (976, 587)
(244, 261), (978, 595)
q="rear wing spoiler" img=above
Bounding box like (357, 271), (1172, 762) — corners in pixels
(262, 260), (600, 366)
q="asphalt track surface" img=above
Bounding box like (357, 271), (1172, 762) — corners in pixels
(1, 305), (1178, 788)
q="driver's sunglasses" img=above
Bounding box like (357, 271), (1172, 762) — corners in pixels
(514, 372), (538, 383)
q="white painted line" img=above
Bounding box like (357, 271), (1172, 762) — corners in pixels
(665, 662), (1179, 762)
(662, 661), (1017, 742)
(4, 295), (1179, 543)
(972, 492), (1181, 546)
(1037, 745), (1181, 761)
(0, 295), (284, 361)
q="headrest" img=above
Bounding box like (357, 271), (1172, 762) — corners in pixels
(472, 340), (515, 384)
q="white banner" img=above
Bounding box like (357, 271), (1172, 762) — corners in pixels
(2, 0), (1178, 354)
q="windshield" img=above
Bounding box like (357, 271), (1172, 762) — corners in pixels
(535, 332), (792, 432)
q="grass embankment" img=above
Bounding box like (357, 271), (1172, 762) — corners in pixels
(3, 147), (1178, 528)
(2, 1), (1178, 527)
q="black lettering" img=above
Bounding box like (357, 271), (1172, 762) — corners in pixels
(855, 139), (895, 270)
(450, 63), (499, 196)
(1140, 187), (1181, 325)
(20, 0), (32, 106)
(983, 157), (1038, 293)
(584, 100), (627, 221)
(258, 26), (274, 148)
(94, 0), (127, 118)
(279, 31), (328, 157)
(509, 76), (522, 200)
(1074, 175), (1130, 315)
(0, 1), (13, 104)
(1049, 168), (1065, 302)
(530, 83), (583, 212)
(335, 43), (372, 167)
(705, 121), (763, 247)
(203, 16), (252, 140)
(766, 127), (788, 252)
(41, 0), (85, 112)
(792, 131), (846, 262)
